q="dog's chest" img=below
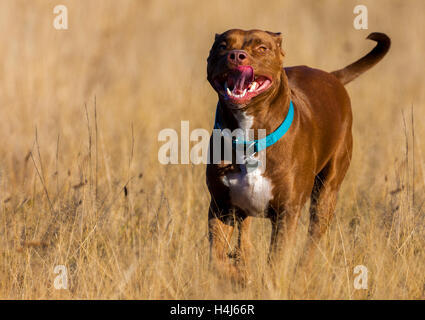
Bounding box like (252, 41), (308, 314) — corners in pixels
(222, 166), (273, 215)
(224, 109), (273, 214)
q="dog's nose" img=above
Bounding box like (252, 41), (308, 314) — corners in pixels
(227, 50), (248, 65)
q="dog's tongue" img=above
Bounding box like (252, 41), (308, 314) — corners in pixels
(229, 66), (254, 93)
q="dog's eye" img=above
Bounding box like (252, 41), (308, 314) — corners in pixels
(257, 45), (268, 52)
(218, 42), (227, 50)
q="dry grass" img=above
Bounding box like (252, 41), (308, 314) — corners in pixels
(0, 0), (424, 299)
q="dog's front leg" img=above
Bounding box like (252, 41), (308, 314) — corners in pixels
(208, 205), (239, 279)
(267, 206), (301, 267)
(235, 216), (253, 282)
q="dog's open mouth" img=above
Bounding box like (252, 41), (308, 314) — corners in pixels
(213, 66), (272, 104)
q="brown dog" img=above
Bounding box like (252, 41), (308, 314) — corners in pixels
(206, 29), (390, 280)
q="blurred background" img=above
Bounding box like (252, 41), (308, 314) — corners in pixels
(0, 0), (423, 299)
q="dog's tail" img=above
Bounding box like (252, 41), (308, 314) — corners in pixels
(331, 32), (391, 85)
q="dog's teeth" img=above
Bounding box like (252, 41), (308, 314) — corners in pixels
(249, 82), (258, 92)
(242, 89), (247, 96)
(226, 87), (232, 96)
(224, 82), (229, 94)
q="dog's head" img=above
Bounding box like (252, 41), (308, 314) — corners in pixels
(207, 29), (285, 109)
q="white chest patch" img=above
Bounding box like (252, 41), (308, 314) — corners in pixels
(231, 109), (253, 131)
(222, 164), (273, 215)
(220, 109), (273, 215)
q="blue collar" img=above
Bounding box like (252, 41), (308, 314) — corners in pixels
(214, 101), (294, 153)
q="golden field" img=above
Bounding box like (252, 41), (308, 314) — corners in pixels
(0, 0), (424, 299)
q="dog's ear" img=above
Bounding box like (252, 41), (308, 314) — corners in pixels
(215, 33), (221, 41)
(266, 31), (282, 45)
(267, 31), (285, 58)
